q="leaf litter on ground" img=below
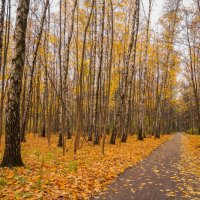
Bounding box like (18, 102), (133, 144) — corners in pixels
(0, 134), (171, 199)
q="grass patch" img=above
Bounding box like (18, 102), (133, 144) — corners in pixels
(0, 178), (6, 187)
(68, 160), (78, 173)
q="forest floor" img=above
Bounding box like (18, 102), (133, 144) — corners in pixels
(0, 134), (200, 200)
(0, 134), (170, 199)
(92, 133), (200, 200)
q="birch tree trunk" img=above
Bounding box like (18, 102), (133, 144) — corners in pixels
(0, 0), (6, 72)
(138, 0), (152, 140)
(1, 0), (30, 167)
(0, 0), (11, 144)
(21, 0), (49, 142)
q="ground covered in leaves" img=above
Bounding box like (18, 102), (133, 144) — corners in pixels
(181, 134), (200, 179)
(179, 134), (200, 199)
(0, 134), (170, 199)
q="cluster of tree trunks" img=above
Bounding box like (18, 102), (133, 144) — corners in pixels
(0, 0), (199, 167)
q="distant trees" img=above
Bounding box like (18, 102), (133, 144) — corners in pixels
(181, 1), (200, 133)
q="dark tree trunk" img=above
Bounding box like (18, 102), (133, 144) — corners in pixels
(88, 124), (93, 141)
(58, 131), (63, 147)
(1, 0), (30, 167)
(155, 133), (160, 139)
(67, 130), (71, 139)
(155, 127), (160, 139)
(138, 127), (143, 141)
(67, 119), (71, 139)
(121, 132), (127, 143)
(93, 130), (99, 145)
(110, 127), (117, 144)
(41, 124), (46, 137)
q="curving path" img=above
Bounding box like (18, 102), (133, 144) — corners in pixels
(92, 134), (200, 200)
